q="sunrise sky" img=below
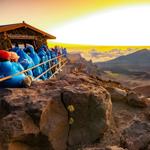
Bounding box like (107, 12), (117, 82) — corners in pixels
(1, 0), (150, 45)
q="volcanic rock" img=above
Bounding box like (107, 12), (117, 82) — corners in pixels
(120, 120), (150, 150)
(0, 72), (112, 150)
(106, 87), (127, 102)
(62, 84), (112, 148)
(127, 91), (150, 108)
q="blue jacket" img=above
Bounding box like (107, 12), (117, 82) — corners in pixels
(50, 50), (58, 64)
(41, 45), (52, 60)
(0, 61), (26, 88)
(24, 46), (40, 65)
(38, 47), (48, 79)
(24, 46), (46, 80)
(11, 47), (34, 77)
(40, 45), (52, 77)
(62, 48), (67, 57)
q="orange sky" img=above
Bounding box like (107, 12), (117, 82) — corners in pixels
(1, 0), (150, 29)
(1, 0), (150, 45)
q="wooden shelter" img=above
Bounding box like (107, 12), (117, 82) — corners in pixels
(0, 21), (56, 50)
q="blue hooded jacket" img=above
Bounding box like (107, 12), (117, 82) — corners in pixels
(24, 46), (40, 65)
(11, 47), (34, 77)
(0, 61), (26, 88)
(40, 45), (52, 77)
(38, 46), (50, 79)
(24, 46), (46, 80)
(62, 48), (67, 57)
(41, 45), (52, 60)
(50, 49), (58, 65)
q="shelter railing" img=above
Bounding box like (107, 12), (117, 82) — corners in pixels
(0, 55), (67, 82)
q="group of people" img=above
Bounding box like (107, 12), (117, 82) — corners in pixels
(0, 44), (67, 88)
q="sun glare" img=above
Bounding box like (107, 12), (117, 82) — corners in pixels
(48, 5), (150, 45)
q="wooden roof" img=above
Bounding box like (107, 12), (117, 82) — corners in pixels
(0, 22), (56, 39)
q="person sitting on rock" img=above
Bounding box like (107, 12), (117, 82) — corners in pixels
(62, 48), (67, 58)
(10, 52), (32, 87)
(10, 51), (24, 72)
(54, 45), (59, 57)
(0, 50), (32, 88)
(24, 45), (46, 80)
(50, 48), (58, 73)
(57, 48), (62, 71)
(41, 45), (51, 60)
(50, 48), (58, 64)
(11, 46), (34, 77)
(38, 46), (49, 79)
(40, 45), (52, 78)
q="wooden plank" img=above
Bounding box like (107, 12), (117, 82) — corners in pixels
(8, 34), (36, 40)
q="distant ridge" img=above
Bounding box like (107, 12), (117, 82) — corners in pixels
(96, 49), (150, 73)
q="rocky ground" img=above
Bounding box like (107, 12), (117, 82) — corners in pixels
(0, 57), (149, 150)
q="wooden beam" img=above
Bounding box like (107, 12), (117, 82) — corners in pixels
(8, 34), (36, 40)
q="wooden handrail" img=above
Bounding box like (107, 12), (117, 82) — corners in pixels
(34, 59), (67, 80)
(49, 60), (67, 79)
(0, 55), (66, 82)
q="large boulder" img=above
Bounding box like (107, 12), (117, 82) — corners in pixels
(62, 84), (112, 148)
(0, 72), (112, 150)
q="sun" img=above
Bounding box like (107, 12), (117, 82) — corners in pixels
(48, 5), (150, 46)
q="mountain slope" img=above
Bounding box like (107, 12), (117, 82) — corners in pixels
(96, 49), (150, 73)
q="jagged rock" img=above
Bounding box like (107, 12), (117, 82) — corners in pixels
(106, 87), (127, 102)
(40, 93), (69, 150)
(62, 84), (112, 148)
(0, 111), (39, 150)
(0, 72), (112, 150)
(120, 120), (150, 150)
(127, 92), (149, 108)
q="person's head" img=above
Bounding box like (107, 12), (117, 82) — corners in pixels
(51, 48), (55, 51)
(15, 42), (19, 48)
(9, 52), (19, 62)
(41, 45), (47, 51)
(25, 46), (35, 55)
(54, 45), (58, 49)
(0, 50), (11, 61)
